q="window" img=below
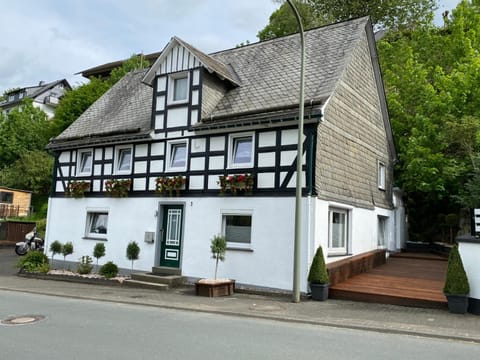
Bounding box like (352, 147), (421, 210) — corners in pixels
(223, 214), (252, 249)
(86, 211), (108, 238)
(167, 141), (187, 171)
(168, 73), (189, 104)
(8, 94), (14, 102)
(378, 216), (387, 247)
(229, 134), (253, 168)
(378, 161), (386, 190)
(0, 191), (13, 204)
(329, 208), (349, 255)
(77, 149), (92, 175)
(115, 146), (132, 174)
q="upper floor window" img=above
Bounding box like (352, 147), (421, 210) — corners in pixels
(77, 149), (92, 176)
(8, 95), (14, 102)
(115, 146), (132, 174)
(229, 133), (254, 168)
(166, 141), (187, 172)
(0, 191), (13, 204)
(378, 161), (386, 190)
(168, 72), (189, 104)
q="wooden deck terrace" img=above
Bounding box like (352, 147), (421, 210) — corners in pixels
(329, 252), (448, 309)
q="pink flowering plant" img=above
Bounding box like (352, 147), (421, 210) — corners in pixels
(156, 176), (186, 196)
(105, 179), (131, 197)
(218, 174), (254, 195)
(66, 181), (90, 198)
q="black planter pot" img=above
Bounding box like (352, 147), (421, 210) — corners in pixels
(445, 293), (469, 314)
(310, 283), (329, 301)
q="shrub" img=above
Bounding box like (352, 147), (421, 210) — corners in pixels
(210, 234), (226, 280)
(49, 240), (62, 262)
(61, 242), (74, 269)
(443, 245), (470, 295)
(77, 255), (94, 275)
(99, 261), (118, 279)
(126, 241), (140, 270)
(17, 251), (49, 273)
(307, 246), (330, 284)
(93, 243), (106, 269)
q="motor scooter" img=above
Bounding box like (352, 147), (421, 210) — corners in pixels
(15, 228), (44, 256)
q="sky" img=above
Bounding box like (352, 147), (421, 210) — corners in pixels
(0, 0), (462, 94)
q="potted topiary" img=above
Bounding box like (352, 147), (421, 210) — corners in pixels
(444, 244), (470, 314)
(308, 246), (330, 301)
(195, 234), (235, 297)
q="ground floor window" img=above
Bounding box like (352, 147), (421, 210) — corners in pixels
(328, 208), (349, 255)
(223, 214), (252, 249)
(378, 216), (387, 248)
(86, 211), (108, 238)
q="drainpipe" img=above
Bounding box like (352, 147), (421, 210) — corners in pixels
(286, 0), (305, 303)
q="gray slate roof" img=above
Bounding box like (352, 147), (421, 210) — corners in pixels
(53, 69), (152, 143)
(49, 17), (370, 147)
(0, 79), (71, 107)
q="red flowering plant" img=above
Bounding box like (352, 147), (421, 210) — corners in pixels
(105, 179), (132, 197)
(156, 176), (186, 196)
(218, 174), (254, 195)
(66, 181), (90, 198)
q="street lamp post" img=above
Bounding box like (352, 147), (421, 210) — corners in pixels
(286, 0), (305, 303)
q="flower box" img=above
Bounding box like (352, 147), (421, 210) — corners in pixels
(156, 176), (186, 196)
(218, 174), (254, 195)
(66, 181), (90, 198)
(105, 179), (132, 197)
(195, 279), (235, 297)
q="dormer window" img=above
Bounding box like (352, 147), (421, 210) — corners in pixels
(168, 72), (189, 104)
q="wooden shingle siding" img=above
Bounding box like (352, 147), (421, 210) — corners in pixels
(201, 71), (228, 119)
(316, 32), (392, 209)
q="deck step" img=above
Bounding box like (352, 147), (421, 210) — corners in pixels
(130, 272), (184, 287)
(123, 279), (169, 291)
(151, 266), (181, 276)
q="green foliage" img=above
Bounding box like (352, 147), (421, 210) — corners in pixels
(210, 234), (227, 280)
(444, 245), (469, 295)
(308, 246), (330, 284)
(35, 218), (46, 238)
(99, 261), (119, 279)
(0, 150), (53, 195)
(126, 241), (140, 270)
(0, 99), (55, 169)
(257, 0), (436, 41)
(49, 240), (62, 261)
(61, 242), (74, 269)
(93, 243), (106, 266)
(17, 251), (49, 273)
(77, 255), (94, 275)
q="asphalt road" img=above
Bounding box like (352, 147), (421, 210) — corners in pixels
(1, 291), (479, 360)
(0, 247), (18, 276)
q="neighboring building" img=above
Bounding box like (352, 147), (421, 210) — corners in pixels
(77, 52), (161, 80)
(46, 17), (403, 292)
(0, 186), (32, 218)
(0, 79), (71, 118)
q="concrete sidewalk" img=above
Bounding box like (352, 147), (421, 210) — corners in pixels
(0, 275), (478, 343)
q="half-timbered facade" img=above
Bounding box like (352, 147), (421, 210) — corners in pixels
(46, 17), (403, 292)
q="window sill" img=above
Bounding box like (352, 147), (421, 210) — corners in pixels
(82, 236), (108, 241)
(226, 246), (253, 252)
(327, 252), (352, 258)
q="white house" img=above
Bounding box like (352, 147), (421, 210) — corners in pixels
(46, 17), (403, 292)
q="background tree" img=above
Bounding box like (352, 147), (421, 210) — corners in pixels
(257, 0), (436, 41)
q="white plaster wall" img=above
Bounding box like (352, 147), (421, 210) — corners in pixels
(47, 196), (310, 291)
(459, 242), (480, 299)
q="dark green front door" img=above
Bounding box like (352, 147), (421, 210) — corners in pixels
(160, 205), (183, 268)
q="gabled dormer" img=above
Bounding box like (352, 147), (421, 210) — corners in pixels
(142, 37), (239, 134)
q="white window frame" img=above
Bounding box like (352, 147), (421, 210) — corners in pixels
(168, 72), (189, 105)
(228, 133), (254, 169)
(221, 210), (253, 250)
(328, 207), (350, 256)
(377, 215), (388, 248)
(166, 140), (188, 172)
(114, 145), (132, 175)
(77, 149), (93, 176)
(85, 210), (109, 239)
(378, 161), (386, 190)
